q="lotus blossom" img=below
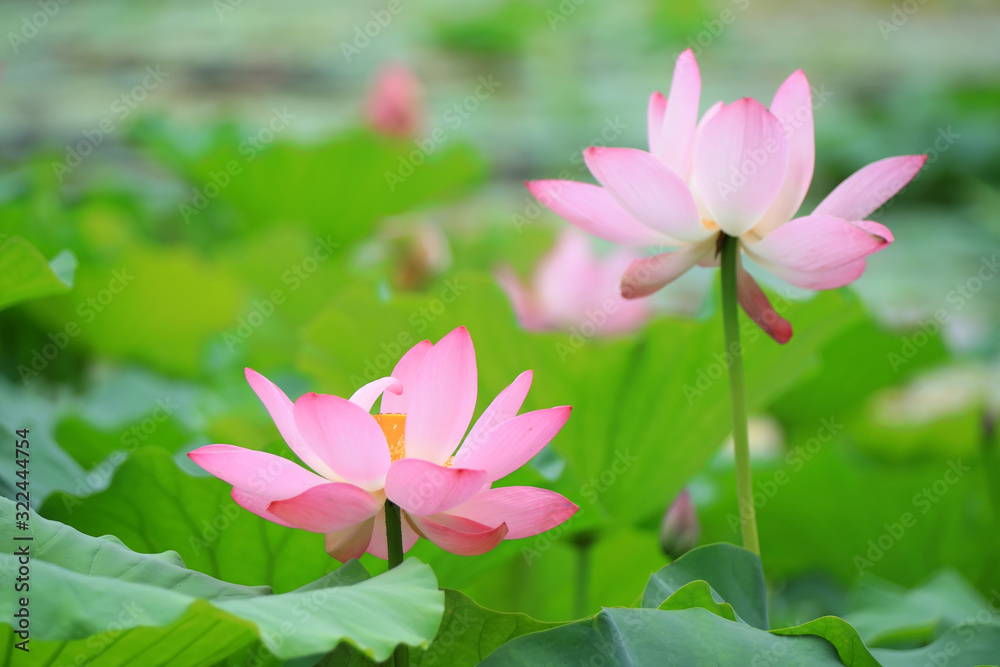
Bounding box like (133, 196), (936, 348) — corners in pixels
(495, 229), (650, 336)
(365, 63), (424, 138)
(526, 49), (926, 343)
(188, 326), (577, 560)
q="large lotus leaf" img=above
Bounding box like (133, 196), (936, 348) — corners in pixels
(0, 498), (444, 665)
(0, 236), (74, 312)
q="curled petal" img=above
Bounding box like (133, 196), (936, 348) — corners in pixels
(385, 458), (488, 516)
(349, 377), (403, 412)
(267, 482), (382, 533)
(293, 393), (391, 491)
(584, 147), (708, 242)
(526, 180), (675, 247)
(736, 266), (793, 344)
(409, 513), (509, 556)
(380, 339), (433, 414)
(621, 241), (713, 299)
(813, 155), (926, 221)
(446, 486), (578, 539)
(693, 98), (790, 236)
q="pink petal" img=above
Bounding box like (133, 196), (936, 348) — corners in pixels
(813, 155), (927, 221)
(349, 377), (403, 412)
(620, 241), (713, 299)
(446, 486), (578, 539)
(661, 49), (701, 177)
(385, 458), (488, 516)
(648, 91), (667, 158)
(495, 267), (546, 331)
(293, 393), (391, 491)
(754, 70), (815, 236)
(583, 147), (708, 242)
(408, 513), (509, 556)
(244, 368), (340, 480)
(231, 487), (296, 527)
(366, 509), (421, 560)
(745, 215), (892, 273)
(526, 180), (674, 247)
(188, 444), (330, 499)
(324, 517), (376, 562)
(533, 231), (603, 322)
(452, 406), (571, 483)
(380, 339), (432, 414)
(403, 326), (478, 464)
(736, 266), (793, 344)
(693, 98), (790, 236)
(463, 370), (533, 451)
(759, 258), (868, 291)
(266, 482), (383, 533)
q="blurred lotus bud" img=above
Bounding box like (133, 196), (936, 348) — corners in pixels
(659, 488), (699, 559)
(365, 63), (424, 138)
(385, 221), (451, 290)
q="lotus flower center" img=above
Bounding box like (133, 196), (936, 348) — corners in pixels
(374, 413), (407, 462)
(373, 412), (455, 467)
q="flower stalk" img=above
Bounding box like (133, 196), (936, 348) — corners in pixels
(720, 234), (761, 556)
(385, 501), (409, 667)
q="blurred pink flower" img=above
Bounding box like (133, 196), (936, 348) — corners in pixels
(189, 326), (576, 561)
(496, 230), (651, 336)
(365, 63), (424, 138)
(527, 49), (926, 343)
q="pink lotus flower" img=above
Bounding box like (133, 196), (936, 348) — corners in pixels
(365, 63), (424, 138)
(526, 50), (926, 343)
(188, 327), (577, 561)
(495, 229), (650, 336)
